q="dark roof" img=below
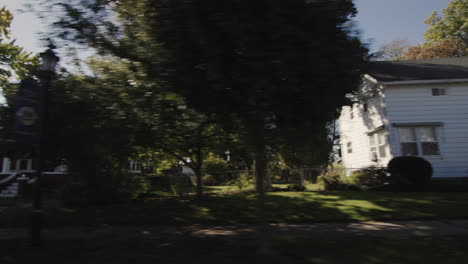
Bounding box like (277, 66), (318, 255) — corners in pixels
(368, 57), (468, 82)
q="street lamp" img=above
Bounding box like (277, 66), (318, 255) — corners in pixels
(39, 49), (60, 72)
(30, 48), (59, 247)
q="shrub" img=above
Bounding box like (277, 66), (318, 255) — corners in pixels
(318, 171), (354, 191)
(60, 183), (87, 207)
(202, 174), (216, 186)
(227, 172), (254, 191)
(349, 166), (389, 188)
(125, 175), (151, 199)
(170, 174), (192, 196)
(60, 182), (131, 207)
(387, 156), (433, 190)
(287, 183), (306, 192)
(203, 155), (232, 184)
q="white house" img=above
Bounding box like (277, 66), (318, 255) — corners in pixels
(0, 140), (34, 175)
(339, 57), (468, 178)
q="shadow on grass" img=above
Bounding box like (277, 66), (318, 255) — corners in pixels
(2, 235), (468, 264)
(2, 191), (468, 227)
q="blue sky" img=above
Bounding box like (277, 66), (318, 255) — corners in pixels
(354, 0), (453, 51)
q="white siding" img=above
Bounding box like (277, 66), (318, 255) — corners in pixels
(385, 82), (468, 178)
(339, 93), (391, 174)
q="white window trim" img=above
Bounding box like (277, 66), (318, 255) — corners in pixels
(1, 158), (34, 173)
(129, 160), (142, 173)
(394, 124), (443, 159)
(368, 130), (388, 162)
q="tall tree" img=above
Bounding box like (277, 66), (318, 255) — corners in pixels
(424, 0), (467, 54)
(0, 6), (38, 94)
(150, 97), (235, 199)
(45, 56), (235, 200)
(373, 38), (411, 61)
(402, 0), (467, 59)
(45, 0), (367, 194)
(43, 0), (367, 253)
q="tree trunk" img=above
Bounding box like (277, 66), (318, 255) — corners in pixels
(299, 167), (305, 186)
(254, 136), (272, 255)
(195, 166), (203, 200)
(195, 125), (204, 200)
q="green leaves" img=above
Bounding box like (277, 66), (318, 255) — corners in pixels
(408, 0), (468, 58)
(424, 0), (467, 44)
(0, 6), (38, 96)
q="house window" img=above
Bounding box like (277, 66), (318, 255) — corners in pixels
(369, 131), (387, 161)
(346, 142), (352, 154)
(10, 159), (17, 171)
(19, 160), (29, 170)
(129, 161), (141, 172)
(363, 103), (368, 112)
(420, 127), (440, 155)
(398, 126), (440, 156)
(431, 88), (446, 96)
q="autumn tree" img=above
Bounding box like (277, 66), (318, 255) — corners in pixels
(404, 39), (465, 60)
(424, 0), (467, 53)
(403, 0), (467, 59)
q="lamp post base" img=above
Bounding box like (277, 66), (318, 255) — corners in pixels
(30, 209), (42, 248)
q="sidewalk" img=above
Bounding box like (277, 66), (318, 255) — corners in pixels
(2, 220), (468, 240)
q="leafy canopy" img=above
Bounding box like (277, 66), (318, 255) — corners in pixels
(44, 0), (367, 194)
(404, 0), (467, 59)
(424, 0), (467, 45)
(0, 6), (38, 93)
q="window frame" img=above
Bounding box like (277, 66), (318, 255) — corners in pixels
(430, 88), (447, 97)
(368, 130), (387, 161)
(396, 125), (442, 157)
(346, 142), (353, 154)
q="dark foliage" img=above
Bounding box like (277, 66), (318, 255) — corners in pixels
(387, 156), (433, 190)
(287, 183), (307, 192)
(318, 173), (359, 191)
(46, 0), (368, 195)
(349, 166), (389, 188)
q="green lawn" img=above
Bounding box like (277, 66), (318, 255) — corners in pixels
(2, 236), (468, 264)
(147, 183), (320, 197)
(2, 190), (468, 227)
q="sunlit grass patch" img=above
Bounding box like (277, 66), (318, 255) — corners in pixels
(2, 190), (468, 227)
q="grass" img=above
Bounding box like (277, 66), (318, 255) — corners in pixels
(0, 198), (30, 207)
(149, 182), (320, 196)
(2, 236), (468, 264)
(2, 190), (468, 227)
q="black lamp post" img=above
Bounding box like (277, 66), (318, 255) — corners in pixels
(30, 48), (59, 247)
